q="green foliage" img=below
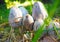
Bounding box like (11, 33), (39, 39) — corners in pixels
(48, 0), (60, 18)
(25, 5), (32, 14)
(0, 4), (9, 24)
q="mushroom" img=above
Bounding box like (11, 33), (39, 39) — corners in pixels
(23, 14), (34, 31)
(23, 14), (34, 39)
(9, 6), (29, 31)
(32, 1), (48, 21)
(9, 6), (24, 36)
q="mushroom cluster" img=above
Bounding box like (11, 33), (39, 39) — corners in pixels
(9, 1), (60, 42)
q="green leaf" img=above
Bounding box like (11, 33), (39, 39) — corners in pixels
(48, 0), (60, 18)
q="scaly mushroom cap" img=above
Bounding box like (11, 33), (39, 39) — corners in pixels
(23, 14), (34, 31)
(32, 1), (48, 20)
(9, 6), (23, 28)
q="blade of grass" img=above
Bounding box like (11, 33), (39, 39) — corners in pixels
(32, 24), (46, 42)
(48, 0), (59, 18)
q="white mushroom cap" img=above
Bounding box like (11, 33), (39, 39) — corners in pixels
(19, 6), (29, 18)
(32, 1), (48, 20)
(23, 14), (34, 30)
(9, 6), (23, 28)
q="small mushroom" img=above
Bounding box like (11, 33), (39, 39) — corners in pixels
(23, 14), (34, 31)
(9, 6), (24, 39)
(32, 1), (48, 21)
